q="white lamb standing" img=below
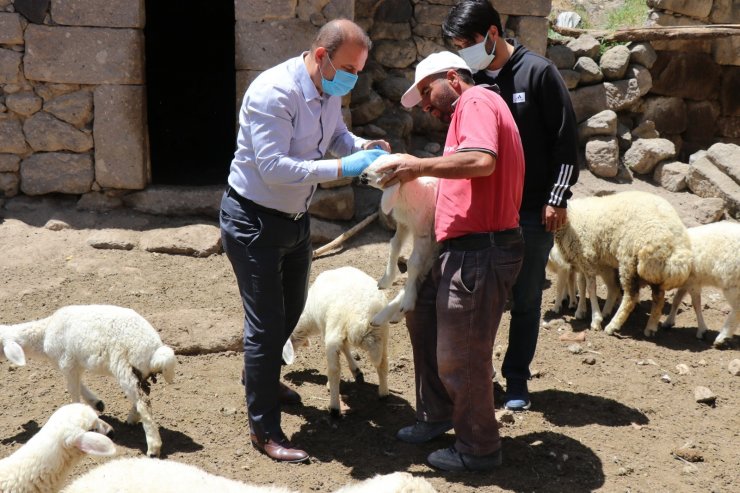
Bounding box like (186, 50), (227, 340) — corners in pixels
(61, 457), (298, 493)
(555, 191), (692, 336)
(0, 403), (116, 493)
(662, 221), (740, 346)
(0, 305), (177, 457)
(547, 242), (579, 312)
(359, 154), (439, 326)
(333, 472), (437, 493)
(290, 266), (389, 417)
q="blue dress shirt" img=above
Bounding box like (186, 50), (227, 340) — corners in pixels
(227, 54), (367, 214)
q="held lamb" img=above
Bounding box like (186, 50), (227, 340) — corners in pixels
(290, 266), (389, 416)
(555, 191), (691, 336)
(0, 403), (116, 493)
(359, 153), (439, 326)
(662, 221), (740, 347)
(0, 305), (177, 457)
(61, 457), (298, 493)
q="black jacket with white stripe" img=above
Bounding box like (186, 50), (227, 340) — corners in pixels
(474, 40), (578, 211)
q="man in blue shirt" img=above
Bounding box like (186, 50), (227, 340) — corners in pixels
(220, 18), (388, 463)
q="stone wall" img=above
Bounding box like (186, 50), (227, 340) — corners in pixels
(646, 0), (739, 157)
(554, 27), (739, 219)
(0, 0), (147, 200)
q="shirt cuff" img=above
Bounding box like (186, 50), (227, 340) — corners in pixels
(314, 158), (340, 181)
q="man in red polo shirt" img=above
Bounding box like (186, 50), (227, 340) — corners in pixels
(377, 51), (525, 472)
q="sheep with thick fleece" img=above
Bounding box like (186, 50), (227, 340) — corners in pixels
(0, 403), (115, 493)
(290, 267), (389, 416)
(61, 457), (297, 493)
(0, 305), (176, 457)
(555, 191), (691, 336)
(360, 154), (439, 326)
(663, 221), (740, 346)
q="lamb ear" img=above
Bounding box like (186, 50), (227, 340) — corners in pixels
(3, 341), (26, 366)
(380, 184), (400, 215)
(71, 432), (117, 456)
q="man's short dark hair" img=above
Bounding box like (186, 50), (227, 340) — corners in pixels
(312, 18), (372, 57)
(442, 0), (504, 44)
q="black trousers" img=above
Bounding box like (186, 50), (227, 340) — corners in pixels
(219, 190), (312, 441)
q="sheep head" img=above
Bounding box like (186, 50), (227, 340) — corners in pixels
(359, 153), (402, 215)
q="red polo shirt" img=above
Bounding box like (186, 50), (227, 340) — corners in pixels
(435, 85), (525, 242)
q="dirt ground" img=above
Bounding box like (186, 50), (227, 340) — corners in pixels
(1, 172), (738, 493)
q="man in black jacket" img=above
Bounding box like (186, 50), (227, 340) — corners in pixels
(443, 0), (579, 411)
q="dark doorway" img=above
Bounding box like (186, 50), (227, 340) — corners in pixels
(145, 1), (236, 185)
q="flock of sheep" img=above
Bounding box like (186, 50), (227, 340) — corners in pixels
(1, 157), (738, 493)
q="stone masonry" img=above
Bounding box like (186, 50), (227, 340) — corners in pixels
(0, 0), (737, 223)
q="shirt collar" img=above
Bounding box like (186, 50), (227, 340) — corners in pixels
(296, 52), (323, 103)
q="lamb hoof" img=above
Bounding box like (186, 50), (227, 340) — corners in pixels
(378, 390), (390, 399)
(604, 324), (617, 336)
(712, 336), (728, 348)
(660, 321), (674, 330)
(146, 447), (161, 458)
(377, 275), (394, 290)
(354, 371), (365, 384)
(94, 400), (105, 412)
(389, 312), (404, 324)
(574, 310), (587, 320)
(643, 328), (657, 337)
(329, 407), (341, 419)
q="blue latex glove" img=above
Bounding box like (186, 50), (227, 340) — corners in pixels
(340, 149), (388, 177)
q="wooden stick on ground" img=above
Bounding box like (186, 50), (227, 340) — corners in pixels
(313, 212), (379, 258)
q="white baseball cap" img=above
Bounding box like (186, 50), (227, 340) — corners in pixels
(401, 51), (472, 108)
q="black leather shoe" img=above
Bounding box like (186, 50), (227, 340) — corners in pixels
(250, 433), (308, 463)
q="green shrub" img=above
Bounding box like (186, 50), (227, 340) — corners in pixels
(604, 0), (650, 30)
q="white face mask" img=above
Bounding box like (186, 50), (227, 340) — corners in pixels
(458, 31), (496, 72)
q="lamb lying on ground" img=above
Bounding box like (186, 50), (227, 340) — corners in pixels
(290, 266), (389, 416)
(555, 191), (692, 336)
(1, 305), (176, 457)
(62, 458), (435, 493)
(334, 472), (437, 492)
(360, 154), (439, 326)
(61, 457), (298, 493)
(0, 403), (115, 493)
(662, 221), (740, 346)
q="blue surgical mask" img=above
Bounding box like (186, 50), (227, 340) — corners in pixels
(319, 55), (358, 97)
(458, 31), (496, 72)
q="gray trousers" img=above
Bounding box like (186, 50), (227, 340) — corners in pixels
(406, 231), (524, 456)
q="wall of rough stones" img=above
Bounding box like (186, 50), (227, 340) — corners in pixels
(0, 0), (147, 201)
(0, 0), (736, 223)
(556, 0), (739, 220)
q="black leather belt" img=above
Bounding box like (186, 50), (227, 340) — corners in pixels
(227, 187), (305, 221)
(442, 228), (522, 251)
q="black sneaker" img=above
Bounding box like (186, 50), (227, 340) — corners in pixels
(428, 446), (502, 472)
(396, 420), (453, 444)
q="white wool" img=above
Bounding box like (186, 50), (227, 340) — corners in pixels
(0, 305), (176, 457)
(291, 267), (390, 414)
(360, 154), (439, 325)
(0, 404), (115, 493)
(663, 221), (740, 346)
(555, 191), (691, 336)
(333, 472), (437, 493)
(61, 457), (297, 493)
